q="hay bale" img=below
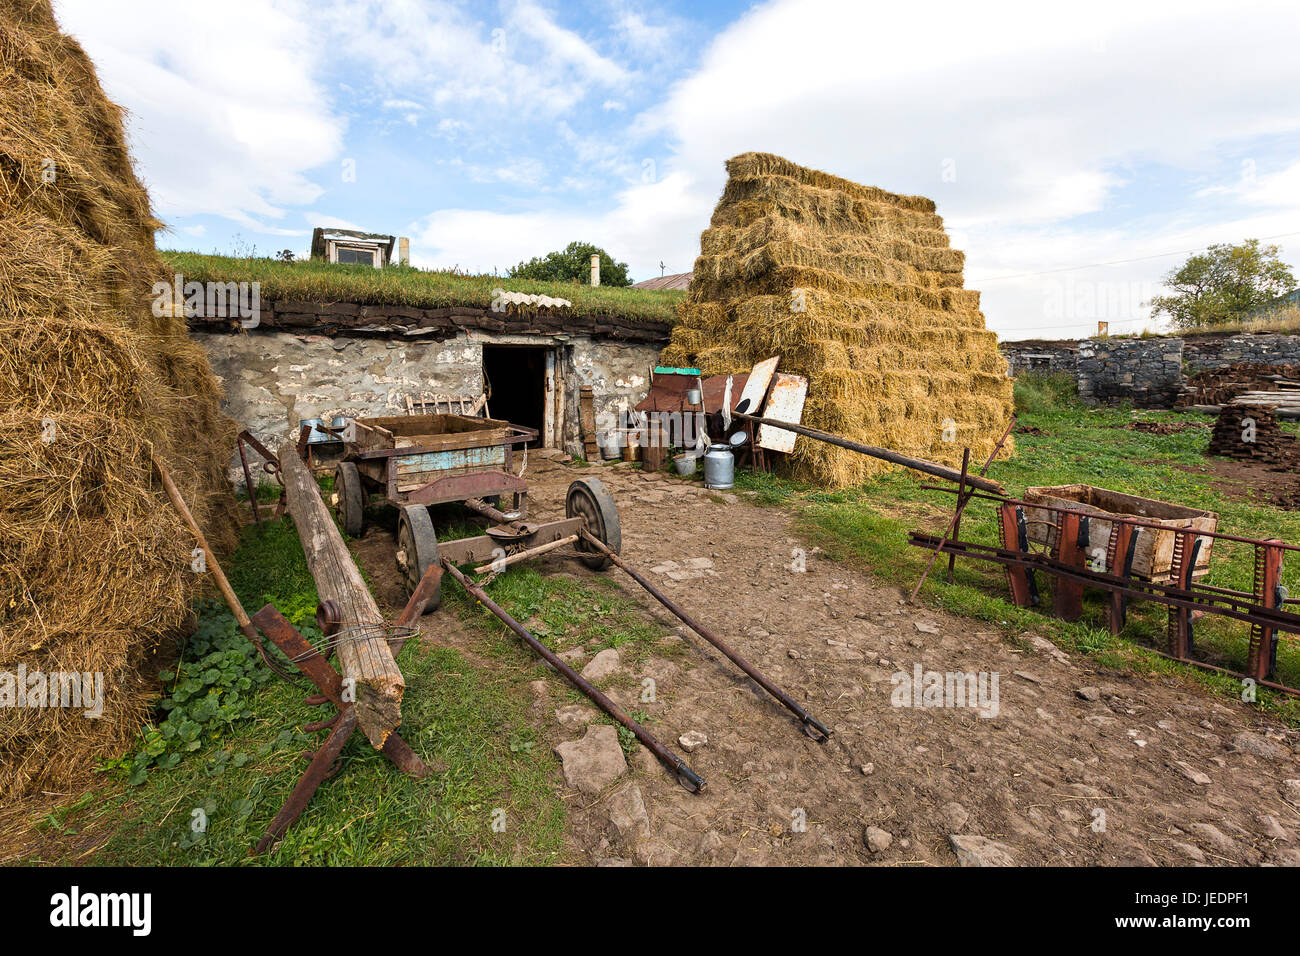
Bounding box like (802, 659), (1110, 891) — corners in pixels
(665, 152), (1014, 487)
(0, 1), (237, 796)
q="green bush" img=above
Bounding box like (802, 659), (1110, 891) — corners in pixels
(1013, 371), (1079, 415)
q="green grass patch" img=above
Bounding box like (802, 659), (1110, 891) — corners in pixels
(23, 516), (570, 866)
(162, 251), (683, 324)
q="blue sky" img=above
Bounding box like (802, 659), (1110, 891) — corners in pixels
(54, 0), (1300, 339)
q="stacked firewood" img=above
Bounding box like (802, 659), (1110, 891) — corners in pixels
(1207, 403), (1297, 463)
(1178, 363), (1300, 407)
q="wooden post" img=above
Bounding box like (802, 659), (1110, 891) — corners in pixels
(279, 443), (405, 749)
(1052, 512), (1085, 621)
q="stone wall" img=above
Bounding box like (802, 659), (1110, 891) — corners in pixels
(1000, 331), (1300, 408)
(1181, 333), (1300, 371)
(192, 302), (669, 475)
(1000, 339), (1078, 376)
(1076, 338), (1184, 408)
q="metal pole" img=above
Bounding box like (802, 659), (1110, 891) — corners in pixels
(730, 410), (1004, 493)
(439, 558), (706, 792)
(578, 530), (832, 741)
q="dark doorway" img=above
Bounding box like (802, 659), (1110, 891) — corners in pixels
(482, 345), (546, 446)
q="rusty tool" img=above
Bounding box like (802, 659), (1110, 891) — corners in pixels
(152, 453), (293, 680)
(730, 402), (1004, 494)
(908, 415), (1017, 603)
(439, 557), (706, 793)
(250, 563), (445, 854)
(576, 530), (832, 741)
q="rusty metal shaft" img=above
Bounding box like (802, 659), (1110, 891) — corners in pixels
(730, 410), (1004, 494)
(578, 530), (832, 742)
(439, 558), (706, 793)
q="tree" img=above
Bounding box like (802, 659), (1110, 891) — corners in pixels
(1148, 239), (1295, 329)
(508, 241), (632, 286)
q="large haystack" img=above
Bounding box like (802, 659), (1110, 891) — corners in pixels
(663, 153), (1014, 487)
(0, 0), (237, 795)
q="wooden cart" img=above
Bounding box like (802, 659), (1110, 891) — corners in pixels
(333, 412), (621, 611)
(1024, 484), (1218, 583)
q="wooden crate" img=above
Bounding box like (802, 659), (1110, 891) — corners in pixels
(351, 414), (512, 493)
(1023, 484), (1218, 583)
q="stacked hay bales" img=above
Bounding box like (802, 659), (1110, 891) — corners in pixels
(0, 1), (237, 796)
(663, 153), (1014, 487)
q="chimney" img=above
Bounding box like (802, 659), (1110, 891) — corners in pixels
(590, 253), (601, 287)
(398, 237), (410, 265)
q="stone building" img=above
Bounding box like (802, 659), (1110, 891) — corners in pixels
(188, 292), (674, 469)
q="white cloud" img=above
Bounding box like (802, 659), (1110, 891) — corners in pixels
(54, 0), (344, 228)
(433, 0), (1300, 337)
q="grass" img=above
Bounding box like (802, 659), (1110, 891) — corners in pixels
(735, 372), (1300, 724)
(16, 516), (573, 866)
(161, 251), (684, 324)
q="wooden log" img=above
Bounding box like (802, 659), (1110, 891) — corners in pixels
(279, 443), (405, 748)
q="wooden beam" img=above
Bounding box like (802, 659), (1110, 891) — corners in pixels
(279, 443), (405, 748)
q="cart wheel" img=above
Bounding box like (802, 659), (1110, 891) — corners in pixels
(396, 504), (440, 612)
(335, 462), (365, 536)
(567, 477), (621, 570)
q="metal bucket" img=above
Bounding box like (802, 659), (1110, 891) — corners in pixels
(300, 417), (332, 444)
(685, 387), (702, 406)
(702, 445), (734, 489)
(674, 453), (697, 477)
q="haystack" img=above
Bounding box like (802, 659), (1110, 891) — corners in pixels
(0, 0), (237, 796)
(663, 153), (1014, 487)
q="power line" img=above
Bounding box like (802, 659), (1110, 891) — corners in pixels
(970, 230), (1300, 284)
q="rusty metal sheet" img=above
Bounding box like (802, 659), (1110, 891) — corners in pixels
(735, 356), (780, 415)
(757, 373), (808, 453)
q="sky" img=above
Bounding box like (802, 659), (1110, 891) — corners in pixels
(53, 0), (1300, 340)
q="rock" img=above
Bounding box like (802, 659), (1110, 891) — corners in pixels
(606, 783), (651, 844)
(580, 648), (621, 682)
(787, 649), (800, 659)
(861, 763), (875, 775)
(914, 621), (940, 634)
(528, 679), (549, 700)
(629, 745), (659, 775)
(555, 704), (596, 730)
(1189, 822), (1236, 855)
(596, 857), (634, 866)
(941, 802), (970, 832)
(1076, 687), (1101, 702)
(864, 826), (893, 853)
(1258, 814), (1290, 841)
(554, 724), (628, 795)
(696, 830), (725, 862)
(1171, 760), (1211, 785)
(1284, 779), (1300, 801)
(1173, 842), (1205, 863)
(1013, 671), (1041, 684)
(1027, 634), (1070, 664)
(1228, 731), (1288, 760)
(949, 834), (1016, 867)
(679, 730), (708, 752)
(1269, 847), (1300, 866)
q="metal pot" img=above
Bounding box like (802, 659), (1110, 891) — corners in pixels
(674, 453), (697, 476)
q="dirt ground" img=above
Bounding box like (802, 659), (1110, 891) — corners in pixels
(353, 455), (1300, 867)
(1176, 456), (1300, 511)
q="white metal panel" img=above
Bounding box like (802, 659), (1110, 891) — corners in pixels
(757, 372), (808, 453)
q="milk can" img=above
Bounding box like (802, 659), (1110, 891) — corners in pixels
(702, 443), (735, 490)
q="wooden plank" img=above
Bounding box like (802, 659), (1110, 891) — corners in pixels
(279, 443), (405, 749)
(580, 386), (599, 459)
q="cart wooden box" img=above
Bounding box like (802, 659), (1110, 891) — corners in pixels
(1024, 484), (1218, 582)
(338, 413), (535, 525)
